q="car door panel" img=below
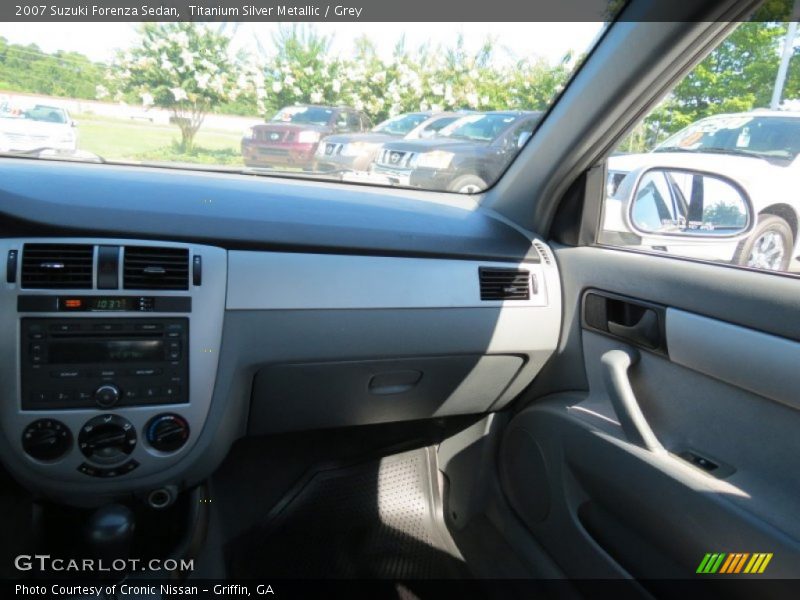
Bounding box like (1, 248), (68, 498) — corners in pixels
(499, 245), (800, 587)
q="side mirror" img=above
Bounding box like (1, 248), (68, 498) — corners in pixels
(621, 167), (755, 242)
(516, 131), (532, 149)
(70, 120), (78, 128)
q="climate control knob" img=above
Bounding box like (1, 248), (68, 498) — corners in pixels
(94, 384), (121, 409)
(22, 419), (72, 461)
(79, 415), (136, 464)
(146, 414), (190, 453)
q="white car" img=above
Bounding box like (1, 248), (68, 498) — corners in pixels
(606, 110), (800, 271)
(0, 104), (78, 154)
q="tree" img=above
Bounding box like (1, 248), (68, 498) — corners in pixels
(112, 23), (245, 151)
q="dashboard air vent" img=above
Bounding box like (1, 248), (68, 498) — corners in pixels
(21, 243), (93, 289)
(124, 246), (189, 290)
(533, 241), (552, 265)
(479, 267), (531, 301)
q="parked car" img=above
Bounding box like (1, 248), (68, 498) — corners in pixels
(0, 104), (77, 153)
(312, 112), (462, 174)
(370, 111), (542, 193)
(606, 110), (800, 271)
(241, 105), (371, 169)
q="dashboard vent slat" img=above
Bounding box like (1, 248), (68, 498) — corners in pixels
(479, 267), (531, 301)
(533, 241), (552, 265)
(21, 244), (93, 289)
(123, 246), (189, 290)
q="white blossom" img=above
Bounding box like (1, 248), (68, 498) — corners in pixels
(170, 87), (188, 102)
(272, 81), (283, 93)
(141, 92), (154, 106)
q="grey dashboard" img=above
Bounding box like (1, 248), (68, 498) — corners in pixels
(0, 158), (561, 505)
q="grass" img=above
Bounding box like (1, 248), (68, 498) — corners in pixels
(73, 112), (245, 165)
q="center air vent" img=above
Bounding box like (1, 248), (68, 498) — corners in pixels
(21, 243), (93, 289)
(479, 267), (531, 301)
(124, 246), (189, 290)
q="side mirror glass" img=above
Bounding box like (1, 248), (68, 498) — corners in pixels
(624, 167), (754, 240)
(517, 131), (532, 149)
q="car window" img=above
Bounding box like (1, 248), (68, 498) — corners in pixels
(0, 21), (607, 194)
(598, 20), (800, 277)
(424, 116), (459, 134)
(373, 114), (429, 135)
(271, 106), (333, 126)
(346, 112), (361, 131)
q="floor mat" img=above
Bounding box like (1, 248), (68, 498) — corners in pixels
(227, 446), (470, 579)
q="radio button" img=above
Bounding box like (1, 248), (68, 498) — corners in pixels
(30, 391), (48, 403)
(49, 324), (80, 333)
(136, 323), (163, 331)
(123, 388), (139, 400)
(129, 368), (162, 377)
(51, 369), (81, 379)
(94, 384), (121, 409)
(29, 332), (45, 340)
(166, 331), (181, 339)
(93, 323), (123, 332)
(77, 391), (93, 401)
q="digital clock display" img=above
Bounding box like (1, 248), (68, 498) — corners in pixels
(90, 297), (130, 311)
(60, 297), (132, 311)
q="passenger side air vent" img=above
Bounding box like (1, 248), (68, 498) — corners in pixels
(21, 243), (93, 289)
(479, 267), (531, 301)
(532, 241), (552, 265)
(123, 246), (189, 290)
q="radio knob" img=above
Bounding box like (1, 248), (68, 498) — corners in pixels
(94, 384), (121, 409)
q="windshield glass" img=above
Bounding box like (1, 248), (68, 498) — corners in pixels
(0, 21), (607, 193)
(656, 115), (800, 160)
(271, 106), (334, 125)
(440, 113), (521, 141)
(24, 106), (68, 123)
(373, 114), (428, 135)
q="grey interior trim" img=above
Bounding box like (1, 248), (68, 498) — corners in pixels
(600, 349), (665, 453)
(227, 251), (550, 310)
(666, 308), (800, 412)
(482, 0), (758, 233)
(0, 158), (538, 262)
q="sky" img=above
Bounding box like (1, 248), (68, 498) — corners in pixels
(0, 22), (605, 67)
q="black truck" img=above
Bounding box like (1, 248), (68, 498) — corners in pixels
(371, 111), (542, 193)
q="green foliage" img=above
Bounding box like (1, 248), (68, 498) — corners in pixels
(620, 19), (799, 153)
(0, 36), (106, 99)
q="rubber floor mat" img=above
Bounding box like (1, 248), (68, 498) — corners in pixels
(227, 446), (470, 579)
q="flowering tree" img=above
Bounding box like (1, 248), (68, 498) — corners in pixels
(112, 23), (244, 150)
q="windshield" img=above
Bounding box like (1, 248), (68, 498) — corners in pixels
(271, 106), (334, 126)
(373, 114), (429, 135)
(439, 114), (522, 142)
(0, 21), (607, 193)
(656, 115), (800, 160)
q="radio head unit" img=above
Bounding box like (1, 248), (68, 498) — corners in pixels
(21, 318), (189, 411)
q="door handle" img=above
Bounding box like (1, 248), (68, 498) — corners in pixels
(601, 349), (665, 454)
(607, 308), (660, 349)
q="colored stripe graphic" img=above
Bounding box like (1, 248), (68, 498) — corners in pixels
(700, 552), (774, 575)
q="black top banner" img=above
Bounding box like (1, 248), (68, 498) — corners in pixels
(3, 0), (611, 22)
(2, 0), (796, 23)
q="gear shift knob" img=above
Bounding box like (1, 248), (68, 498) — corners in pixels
(84, 504), (135, 563)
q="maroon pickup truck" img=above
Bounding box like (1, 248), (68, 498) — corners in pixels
(242, 105), (371, 169)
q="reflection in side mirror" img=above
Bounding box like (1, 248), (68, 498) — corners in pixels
(517, 131), (532, 149)
(625, 167), (754, 240)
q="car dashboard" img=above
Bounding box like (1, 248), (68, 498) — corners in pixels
(0, 158), (561, 504)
